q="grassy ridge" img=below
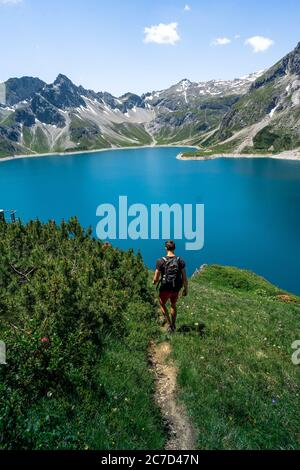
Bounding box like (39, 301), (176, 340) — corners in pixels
(1, 219), (299, 450)
(171, 266), (300, 449)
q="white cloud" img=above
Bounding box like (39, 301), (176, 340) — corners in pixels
(0, 0), (23, 4)
(184, 4), (191, 11)
(245, 36), (274, 53)
(211, 37), (232, 46)
(234, 34), (241, 39)
(144, 22), (180, 45)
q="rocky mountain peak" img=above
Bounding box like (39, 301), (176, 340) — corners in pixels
(54, 74), (75, 87)
(41, 74), (86, 110)
(178, 79), (193, 87)
(4, 76), (46, 106)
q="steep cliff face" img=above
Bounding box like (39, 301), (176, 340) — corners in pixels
(214, 42), (300, 152)
(4, 77), (46, 107)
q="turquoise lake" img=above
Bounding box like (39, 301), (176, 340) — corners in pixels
(0, 146), (300, 294)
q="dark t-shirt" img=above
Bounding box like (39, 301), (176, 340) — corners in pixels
(156, 256), (186, 292)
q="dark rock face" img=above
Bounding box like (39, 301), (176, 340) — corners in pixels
(15, 107), (36, 127)
(4, 77), (45, 106)
(0, 124), (21, 143)
(155, 112), (186, 127)
(31, 95), (66, 127)
(40, 74), (86, 110)
(118, 93), (145, 112)
(70, 124), (100, 141)
(287, 41), (300, 75)
(251, 42), (300, 92)
(251, 62), (286, 91)
(97, 91), (118, 108)
(78, 85), (99, 101)
(97, 92), (145, 112)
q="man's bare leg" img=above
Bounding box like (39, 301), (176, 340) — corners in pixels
(160, 301), (172, 328)
(170, 304), (177, 331)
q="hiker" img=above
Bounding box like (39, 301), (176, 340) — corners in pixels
(153, 240), (188, 333)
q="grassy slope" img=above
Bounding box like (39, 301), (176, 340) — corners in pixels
(170, 265), (300, 450)
(0, 220), (165, 450)
(253, 124), (300, 153)
(111, 123), (153, 146)
(8, 317), (165, 450)
(88, 314), (163, 450)
(1, 219), (299, 450)
(154, 96), (239, 146)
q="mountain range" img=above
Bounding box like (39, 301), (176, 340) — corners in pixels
(1, 41), (300, 157)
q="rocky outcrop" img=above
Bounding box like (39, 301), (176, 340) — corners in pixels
(192, 264), (208, 278)
(4, 77), (45, 106)
(215, 42), (300, 149)
(31, 95), (66, 127)
(40, 74), (86, 110)
(15, 107), (36, 127)
(0, 124), (21, 143)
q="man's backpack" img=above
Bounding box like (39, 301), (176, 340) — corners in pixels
(161, 257), (183, 290)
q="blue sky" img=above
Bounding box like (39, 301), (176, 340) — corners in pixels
(0, 0), (299, 96)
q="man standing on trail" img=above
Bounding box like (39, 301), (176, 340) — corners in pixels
(153, 241), (188, 333)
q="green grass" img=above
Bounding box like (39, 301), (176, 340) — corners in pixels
(14, 302), (165, 450)
(0, 219), (165, 450)
(31, 127), (50, 154)
(155, 123), (199, 145)
(208, 82), (286, 144)
(69, 117), (112, 150)
(69, 116), (94, 130)
(69, 118), (153, 149)
(180, 142), (241, 158)
(0, 112), (16, 127)
(231, 83), (279, 129)
(0, 140), (31, 158)
(154, 104), (235, 145)
(253, 125), (300, 152)
(1, 219), (299, 450)
(0, 140), (16, 158)
(22, 126), (33, 148)
(169, 265), (300, 449)
(85, 308), (165, 450)
(111, 123), (153, 146)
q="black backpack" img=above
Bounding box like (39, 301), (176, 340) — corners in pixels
(161, 257), (183, 290)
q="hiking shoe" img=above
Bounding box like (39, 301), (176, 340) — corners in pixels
(167, 325), (177, 334)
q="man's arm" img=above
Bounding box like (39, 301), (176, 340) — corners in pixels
(153, 269), (161, 285)
(182, 268), (188, 296)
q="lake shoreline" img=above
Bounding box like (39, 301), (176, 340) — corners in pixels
(2, 145), (300, 164)
(176, 150), (300, 162)
(0, 144), (199, 164)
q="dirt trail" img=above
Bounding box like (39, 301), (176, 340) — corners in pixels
(149, 341), (197, 451)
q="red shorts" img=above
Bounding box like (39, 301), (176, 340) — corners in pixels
(159, 291), (179, 306)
